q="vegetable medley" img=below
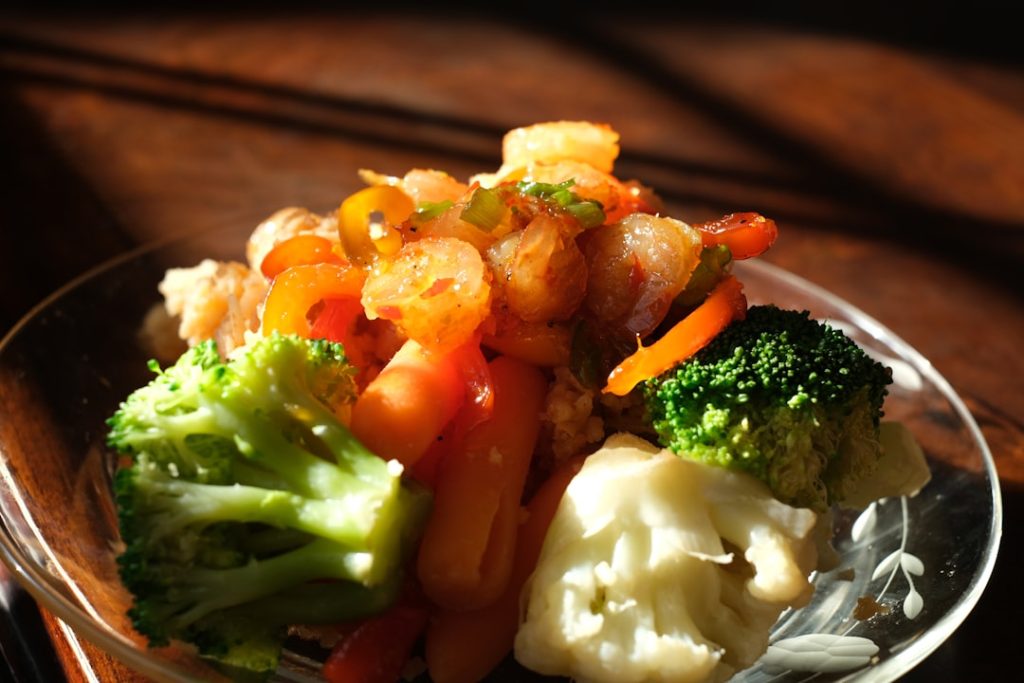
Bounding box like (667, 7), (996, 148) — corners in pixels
(111, 122), (930, 682)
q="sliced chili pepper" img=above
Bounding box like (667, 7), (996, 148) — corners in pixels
(260, 234), (345, 279)
(262, 263), (366, 338)
(695, 212), (777, 259)
(322, 602), (429, 683)
(603, 275), (747, 396)
(338, 186), (415, 263)
(308, 298), (361, 342)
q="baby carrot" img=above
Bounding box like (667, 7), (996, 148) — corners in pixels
(416, 356), (546, 611)
(425, 456), (585, 683)
(350, 339), (466, 468)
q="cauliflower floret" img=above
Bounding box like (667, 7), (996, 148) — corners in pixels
(514, 433), (818, 683)
(158, 259), (266, 354)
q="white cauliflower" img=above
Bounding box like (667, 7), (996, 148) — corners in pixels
(514, 433), (818, 683)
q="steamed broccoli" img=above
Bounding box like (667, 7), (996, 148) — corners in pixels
(644, 305), (892, 511)
(108, 334), (431, 675)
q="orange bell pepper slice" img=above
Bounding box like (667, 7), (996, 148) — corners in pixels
(260, 234), (345, 279)
(338, 186), (415, 262)
(262, 263), (366, 338)
(696, 212), (777, 260)
(603, 275), (747, 396)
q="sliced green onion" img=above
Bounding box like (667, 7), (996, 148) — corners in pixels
(566, 201), (606, 229)
(461, 187), (505, 231)
(517, 179), (575, 200)
(514, 178), (605, 228)
(412, 199), (454, 224)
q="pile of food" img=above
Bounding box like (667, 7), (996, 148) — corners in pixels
(109, 122), (929, 682)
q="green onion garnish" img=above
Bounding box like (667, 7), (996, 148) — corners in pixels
(517, 179), (576, 203)
(461, 188), (505, 231)
(516, 178), (605, 228)
(566, 201), (606, 229)
(412, 199), (454, 224)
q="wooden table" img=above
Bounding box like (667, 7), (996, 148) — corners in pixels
(0, 9), (1020, 682)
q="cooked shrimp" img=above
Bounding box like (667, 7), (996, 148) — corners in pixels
(583, 213), (702, 337)
(493, 214), (588, 324)
(361, 237), (491, 353)
(358, 168), (469, 205)
(472, 121), (620, 188)
(503, 121), (620, 174)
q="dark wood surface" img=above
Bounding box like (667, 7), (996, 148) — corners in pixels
(0, 8), (1021, 682)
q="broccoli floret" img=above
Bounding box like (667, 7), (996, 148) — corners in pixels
(644, 305), (892, 511)
(108, 334), (430, 675)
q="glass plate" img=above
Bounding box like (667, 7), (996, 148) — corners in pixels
(0, 226), (1001, 683)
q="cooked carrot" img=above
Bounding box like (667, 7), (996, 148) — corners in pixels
(425, 456), (585, 683)
(417, 356), (546, 611)
(350, 339), (466, 468)
(603, 275), (747, 396)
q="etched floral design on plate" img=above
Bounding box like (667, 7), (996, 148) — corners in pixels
(763, 495), (925, 678)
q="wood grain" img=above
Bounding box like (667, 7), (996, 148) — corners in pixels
(0, 9), (1020, 682)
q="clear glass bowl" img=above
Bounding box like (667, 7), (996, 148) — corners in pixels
(0, 226), (1001, 682)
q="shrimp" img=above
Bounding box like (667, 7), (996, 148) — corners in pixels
(358, 168), (469, 204)
(361, 237), (491, 353)
(488, 214), (588, 324)
(583, 213), (702, 338)
(471, 121), (620, 188)
(502, 121), (620, 174)
(405, 202), (497, 254)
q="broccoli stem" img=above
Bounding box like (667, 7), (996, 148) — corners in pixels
(140, 475), (389, 547)
(231, 576), (402, 625)
(165, 538), (383, 630)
